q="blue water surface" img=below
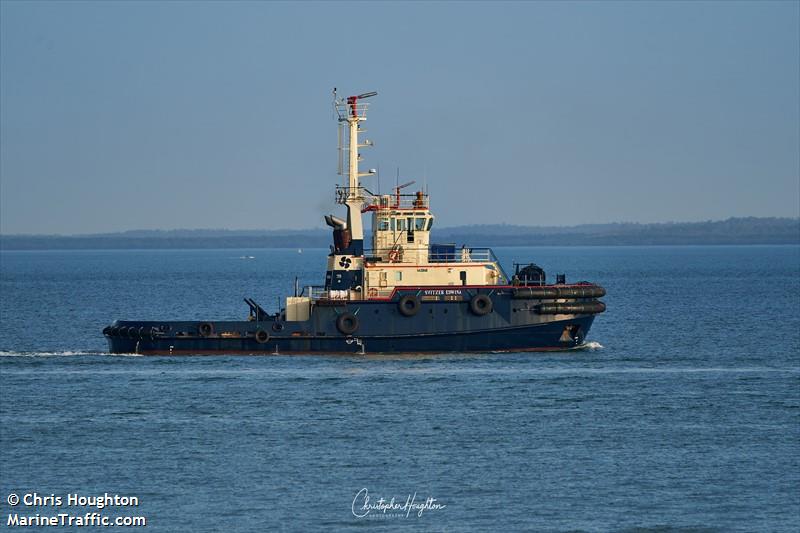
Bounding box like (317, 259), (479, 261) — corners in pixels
(1, 246), (798, 532)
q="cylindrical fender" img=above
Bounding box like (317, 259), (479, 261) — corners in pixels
(536, 301), (606, 315)
(512, 285), (606, 299)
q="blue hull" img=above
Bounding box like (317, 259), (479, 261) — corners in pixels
(104, 289), (601, 355)
(106, 317), (595, 355)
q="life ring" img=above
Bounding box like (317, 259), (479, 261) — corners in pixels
(368, 288), (378, 298)
(398, 295), (421, 317)
(198, 322), (214, 337)
(470, 294), (493, 316)
(255, 329), (270, 343)
(336, 312), (359, 335)
(388, 246), (401, 262)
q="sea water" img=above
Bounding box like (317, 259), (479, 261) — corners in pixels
(1, 246), (798, 531)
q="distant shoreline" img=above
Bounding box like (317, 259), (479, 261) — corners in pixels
(1, 217), (798, 250)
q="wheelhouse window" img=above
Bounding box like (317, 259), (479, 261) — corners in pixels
(415, 218), (427, 231)
(378, 218), (389, 231)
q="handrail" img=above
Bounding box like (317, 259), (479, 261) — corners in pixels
(335, 102), (370, 120)
(363, 246), (504, 267)
(337, 186), (431, 211)
(304, 286), (330, 301)
(365, 193), (430, 211)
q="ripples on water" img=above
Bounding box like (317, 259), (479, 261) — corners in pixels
(1, 246), (798, 532)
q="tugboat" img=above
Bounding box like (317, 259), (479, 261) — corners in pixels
(104, 91), (605, 355)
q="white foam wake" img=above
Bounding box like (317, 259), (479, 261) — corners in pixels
(0, 350), (100, 357)
(583, 341), (604, 350)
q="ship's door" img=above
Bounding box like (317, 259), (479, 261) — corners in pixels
(379, 271), (388, 288)
(367, 270), (380, 290)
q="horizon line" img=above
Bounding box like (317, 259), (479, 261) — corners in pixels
(2, 215), (798, 239)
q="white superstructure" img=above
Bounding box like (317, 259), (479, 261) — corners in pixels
(322, 90), (509, 301)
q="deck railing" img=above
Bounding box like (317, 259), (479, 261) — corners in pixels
(362, 246), (498, 264)
(335, 102), (370, 120)
(336, 186), (430, 210)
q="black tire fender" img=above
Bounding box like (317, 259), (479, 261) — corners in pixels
(398, 295), (421, 317)
(198, 322), (214, 337)
(255, 329), (270, 344)
(336, 312), (359, 335)
(470, 294), (493, 316)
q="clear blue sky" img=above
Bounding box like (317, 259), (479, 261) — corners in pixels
(1, 1), (798, 235)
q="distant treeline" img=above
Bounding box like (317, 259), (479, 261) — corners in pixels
(1, 217), (798, 250)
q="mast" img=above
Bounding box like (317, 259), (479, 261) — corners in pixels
(335, 90), (377, 253)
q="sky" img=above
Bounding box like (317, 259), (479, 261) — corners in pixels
(1, 1), (798, 235)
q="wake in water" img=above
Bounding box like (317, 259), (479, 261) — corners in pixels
(583, 341), (604, 350)
(0, 350), (134, 357)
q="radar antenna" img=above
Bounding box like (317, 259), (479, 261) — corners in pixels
(394, 180), (416, 207)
